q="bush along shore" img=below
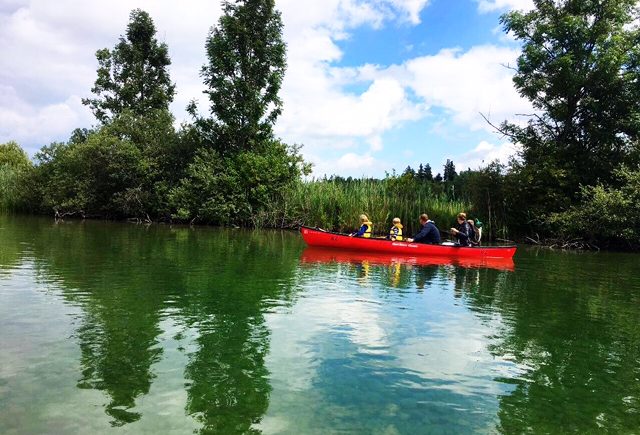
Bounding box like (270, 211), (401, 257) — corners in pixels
(2, 1), (640, 250)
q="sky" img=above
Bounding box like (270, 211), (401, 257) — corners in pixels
(0, 0), (535, 177)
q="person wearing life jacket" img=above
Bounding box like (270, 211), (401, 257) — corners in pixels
(388, 217), (403, 241)
(350, 214), (373, 238)
(450, 212), (474, 246)
(406, 213), (441, 244)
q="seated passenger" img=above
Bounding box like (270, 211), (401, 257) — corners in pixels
(406, 213), (441, 244)
(388, 217), (403, 241)
(450, 212), (474, 246)
(468, 218), (482, 245)
(350, 214), (373, 238)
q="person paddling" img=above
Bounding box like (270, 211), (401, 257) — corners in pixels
(406, 214), (440, 244)
(388, 217), (403, 241)
(450, 212), (474, 246)
(349, 214), (373, 238)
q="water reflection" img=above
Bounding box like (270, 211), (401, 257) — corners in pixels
(2, 216), (640, 433)
(0, 217), (299, 432)
(482, 251), (640, 433)
(264, 247), (519, 433)
(300, 246), (515, 271)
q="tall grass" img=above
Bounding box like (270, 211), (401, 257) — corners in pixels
(258, 178), (471, 236)
(0, 164), (21, 213)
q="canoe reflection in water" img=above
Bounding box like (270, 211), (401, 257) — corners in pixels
(300, 247), (515, 272)
(300, 246), (515, 291)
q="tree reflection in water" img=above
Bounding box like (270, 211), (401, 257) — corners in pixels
(450, 250), (640, 433)
(3, 217), (299, 431)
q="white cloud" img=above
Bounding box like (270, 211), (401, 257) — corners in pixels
(450, 140), (521, 170)
(277, 76), (423, 143)
(0, 0), (223, 150)
(0, 85), (93, 146)
(401, 45), (531, 131)
(389, 0), (431, 24)
(307, 151), (387, 177)
(476, 0), (534, 13)
(337, 152), (375, 170)
(368, 136), (383, 152)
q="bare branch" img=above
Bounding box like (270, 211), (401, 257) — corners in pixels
(479, 112), (517, 139)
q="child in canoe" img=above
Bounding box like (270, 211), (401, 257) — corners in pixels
(349, 214), (373, 238)
(388, 217), (403, 241)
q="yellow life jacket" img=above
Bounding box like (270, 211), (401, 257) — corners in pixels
(362, 221), (373, 238)
(389, 223), (403, 241)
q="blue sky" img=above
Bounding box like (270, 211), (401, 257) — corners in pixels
(0, 0), (534, 177)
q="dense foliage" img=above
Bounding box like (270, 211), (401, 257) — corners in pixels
(551, 165), (640, 248)
(169, 0), (307, 225)
(498, 0), (640, 239)
(0, 141), (36, 212)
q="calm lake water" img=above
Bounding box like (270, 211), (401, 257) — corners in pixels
(1, 215), (639, 434)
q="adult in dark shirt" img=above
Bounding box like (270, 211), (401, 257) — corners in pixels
(406, 213), (441, 244)
(450, 212), (474, 246)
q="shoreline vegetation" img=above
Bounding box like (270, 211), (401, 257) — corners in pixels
(2, 1), (640, 250)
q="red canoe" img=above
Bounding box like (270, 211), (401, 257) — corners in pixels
(300, 226), (517, 259)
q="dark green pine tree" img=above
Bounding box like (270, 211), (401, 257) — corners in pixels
(82, 9), (175, 124)
(423, 163), (433, 182)
(443, 159), (456, 182)
(402, 165), (416, 178)
(434, 173), (443, 183)
(201, 0), (286, 154)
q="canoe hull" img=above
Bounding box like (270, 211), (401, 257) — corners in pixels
(300, 226), (516, 259)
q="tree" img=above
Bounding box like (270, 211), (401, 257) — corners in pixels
(551, 165), (640, 248)
(0, 141), (37, 211)
(35, 132), (146, 218)
(83, 9), (175, 124)
(434, 173), (443, 183)
(423, 163), (433, 181)
(499, 0), (640, 204)
(0, 141), (31, 169)
(443, 159), (456, 182)
(201, 0), (286, 154)
(402, 165), (416, 178)
(169, 140), (309, 225)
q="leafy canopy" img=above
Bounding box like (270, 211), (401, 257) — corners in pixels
(500, 0), (640, 198)
(83, 9), (175, 124)
(200, 0), (286, 154)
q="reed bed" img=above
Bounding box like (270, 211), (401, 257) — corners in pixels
(259, 178), (472, 236)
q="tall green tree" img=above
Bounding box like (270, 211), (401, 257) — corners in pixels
(0, 141), (38, 212)
(500, 0), (640, 204)
(402, 165), (416, 178)
(82, 9), (175, 124)
(423, 163), (433, 182)
(200, 0), (286, 154)
(443, 159), (456, 182)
